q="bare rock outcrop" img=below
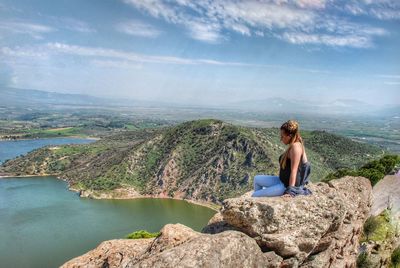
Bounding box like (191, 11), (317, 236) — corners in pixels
(61, 223), (272, 268)
(62, 176), (372, 268)
(205, 176), (372, 267)
(61, 238), (154, 268)
(370, 174), (400, 219)
(131, 231), (273, 268)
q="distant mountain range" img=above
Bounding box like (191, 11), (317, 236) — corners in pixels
(227, 97), (399, 116)
(1, 87), (398, 116)
(1, 87), (106, 106)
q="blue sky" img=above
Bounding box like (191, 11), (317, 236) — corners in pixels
(0, 0), (399, 106)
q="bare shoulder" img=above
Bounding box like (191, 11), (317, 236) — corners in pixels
(289, 142), (303, 158)
(291, 142), (303, 152)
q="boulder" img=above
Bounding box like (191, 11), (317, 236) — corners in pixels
(61, 238), (154, 268)
(210, 176), (372, 267)
(62, 223), (273, 268)
(131, 231), (273, 268)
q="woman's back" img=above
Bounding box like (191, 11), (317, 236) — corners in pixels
(279, 142), (308, 187)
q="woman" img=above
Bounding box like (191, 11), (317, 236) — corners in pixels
(252, 120), (309, 197)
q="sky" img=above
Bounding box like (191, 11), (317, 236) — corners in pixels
(0, 0), (399, 106)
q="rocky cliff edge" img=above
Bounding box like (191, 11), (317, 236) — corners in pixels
(61, 176), (371, 268)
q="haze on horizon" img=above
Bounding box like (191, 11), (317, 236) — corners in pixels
(0, 0), (399, 107)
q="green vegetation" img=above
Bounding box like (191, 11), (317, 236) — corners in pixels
(357, 252), (373, 268)
(363, 216), (381, 241)
(361, 210), (396, 243)
(391, 246), (400, 268)
(27, 126), (84, 136)
(126, 230), (160, 239)
(302, 130), (382, 170)
(324, 154), (400, 186)
(81, 178), (120, 190)
(0, 119), (387, 203)
(0, 108), (171, 141)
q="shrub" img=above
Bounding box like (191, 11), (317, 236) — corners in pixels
(324, 154), (400, 186)
(358, 168), (384, 186)
(391, 246), (400, 267)
(83, 178), (120, 190)
(363, 216), (380, 240)
(126, 230), (160, 239)
(322, 168), (357, 182)
(357, 252), (372, 268)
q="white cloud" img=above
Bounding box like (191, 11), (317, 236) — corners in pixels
(90, 59), (143, 69)
(1, 42), (334, 75)
(123, 0), (179, 23)
(122, 0), (392, 48)
(384, 81), (400, 85)
(294, 0), (327, 9)
(116, 20), (161, 37)
(123, 0), (225, 43)
(1, 42), (257, 67)
(202, 1), (316, 32)
(1, 46), (49, 59)
(377, 74), (400, 87)
(185, 20), (222, 43)
(370, 7), (400, 20)
(0, 21), (55, 39)
(57, 17), (96, 33)
(377, 74), (400, 79)
(279, 18), (388, 47)
(280, 32), (374, 48)
(341, 0), (400, 20)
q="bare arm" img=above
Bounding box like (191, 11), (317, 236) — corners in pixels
(288, 143), (302, 187)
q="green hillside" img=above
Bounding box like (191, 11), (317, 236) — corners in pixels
(0, 119), (383, 203)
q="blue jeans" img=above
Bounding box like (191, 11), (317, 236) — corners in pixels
(252, 175), (286, 197)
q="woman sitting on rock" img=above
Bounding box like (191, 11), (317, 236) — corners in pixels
(252, 120), (311, 197)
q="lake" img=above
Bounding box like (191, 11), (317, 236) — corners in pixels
(0, 137), (95, 164)
(0, 177), (216, 268)
(0, 139), (216, 267)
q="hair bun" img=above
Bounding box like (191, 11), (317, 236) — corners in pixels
(285, 120), (299, 133)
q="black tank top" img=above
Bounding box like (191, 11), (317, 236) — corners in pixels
(279, 153), (303, 187)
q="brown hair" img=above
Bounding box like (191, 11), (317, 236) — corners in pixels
(279, 120), (303, 169)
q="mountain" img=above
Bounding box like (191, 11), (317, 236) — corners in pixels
(227, 97), (381, 115)
(0, 119), (382, 203)
(0, 87), (176, 108)
(227, 97), (315, 113)
(0, 87), (108, 107)
(1, 87), (396, 118)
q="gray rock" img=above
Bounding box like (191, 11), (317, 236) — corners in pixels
(218, 176), (372, 266)
(61, 238), (154, 268)
(131, 231), (273, 268)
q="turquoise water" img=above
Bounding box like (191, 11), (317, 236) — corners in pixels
(0, 137), (95, 164)
(0, 177), (216, 268)
(0, 139), (215, 267)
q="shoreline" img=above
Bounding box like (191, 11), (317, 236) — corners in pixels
(0, 135), (100, 141)
(0, 174), (55, 178)
(0, 174), (220, 212)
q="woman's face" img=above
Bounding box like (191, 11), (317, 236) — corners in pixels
(280, 129), (291, 145)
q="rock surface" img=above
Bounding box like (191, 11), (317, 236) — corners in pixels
(205, 176), (372, 267)
(61, 224), (270, 268)
(62, 176), (372, 268)
(61, 238), (154, 268)
(370, 174), (400, 219)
